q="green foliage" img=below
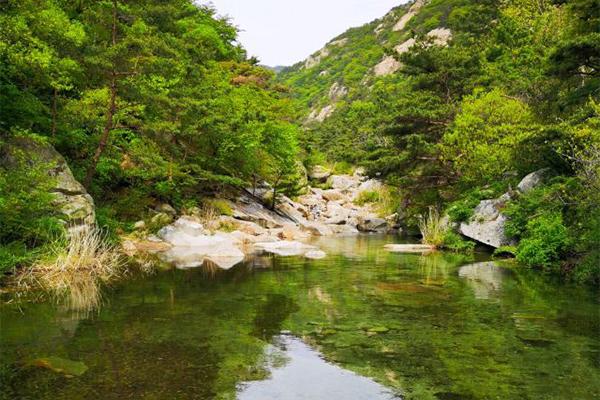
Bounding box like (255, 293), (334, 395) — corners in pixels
(441, 89), (543, 186)
(441, 231), (475, 253)
(0, 133), (65, 273)
(354, 190), (381, 206)
(203, 199), (234, 217)
(516, 213), (570, 271)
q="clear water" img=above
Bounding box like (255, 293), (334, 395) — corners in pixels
(1, 235), (599, 399)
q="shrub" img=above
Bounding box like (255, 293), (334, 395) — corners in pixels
(516, 213), (570, 271)
(332, 161), (354, 175)
(354, 190), (381, 205)
(441, 231), (475, 253)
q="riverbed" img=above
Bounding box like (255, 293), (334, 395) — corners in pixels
(1, 235), (599, 399)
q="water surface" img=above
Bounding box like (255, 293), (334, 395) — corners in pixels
(1, 235), (599, 399)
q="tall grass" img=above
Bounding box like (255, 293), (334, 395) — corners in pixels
(418, 207), (447, 248)
(17, 228), (123, 313)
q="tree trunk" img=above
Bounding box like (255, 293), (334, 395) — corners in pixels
(84, 0), (118, 189)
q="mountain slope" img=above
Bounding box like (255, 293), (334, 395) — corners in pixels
(278, 0), (467, 123)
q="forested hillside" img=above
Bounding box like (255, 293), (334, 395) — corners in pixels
(279, 0), (600, 284)
(0, 0), (301, 271)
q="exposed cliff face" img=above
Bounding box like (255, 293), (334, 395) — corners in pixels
(278, 0), (457, 123)
(1, 136), (95, 234)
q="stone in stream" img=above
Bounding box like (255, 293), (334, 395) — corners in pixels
(384, 244), (436, 254)
(459, 169), (551, 248)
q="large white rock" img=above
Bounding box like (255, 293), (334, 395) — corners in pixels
(158, 217), (246, 270)
(328, 175), (360, 190)
(158, 216), (205, 246)
(301, 222), (335, 236)
(459, 194), (513, 248)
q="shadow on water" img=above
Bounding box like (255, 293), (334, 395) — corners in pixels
(1, 235), (599, 399)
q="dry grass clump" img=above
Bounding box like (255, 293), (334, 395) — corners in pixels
(18, 228), (124, 313)
(418, 207), (447, 248)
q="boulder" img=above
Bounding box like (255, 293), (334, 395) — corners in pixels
(329, 224), (360, 235)
(158, 216), (205, 246)
(158, 219), (245, 270)
(308, 165), (332, 181)
(324, 203), (350, 225)
(459, 170), (551, 248)
(459, 194), (513, 248)
(517, 169), (551, 194)
(301, 222), (334, 236)
(357, 215), (388, 232)
(328, 175), (359, 191)
(0, 136), (96, 233)
(231, 195), (293, 228)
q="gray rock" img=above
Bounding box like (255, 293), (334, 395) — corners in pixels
(1, 136), (95, 233)
(459, 194), (513, 248)
(357, 217), (388, 233)
(517, 169), (551, 194)
(308, 165), (332, 181)
(328, 175), (360, 191)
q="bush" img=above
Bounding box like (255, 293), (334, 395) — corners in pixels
(354, 190), (381, 205)
(516, 213), (570, 271)
(203, 199), (234, 216)
(441, 231), (475, 253)
(332, 161), (354, 175)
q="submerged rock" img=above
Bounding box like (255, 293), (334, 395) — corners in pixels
(255, 241), (318, 257)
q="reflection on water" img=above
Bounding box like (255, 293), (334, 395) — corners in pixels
(458, 261), (507, 299)
(1, 235), (599, 400)
(238, 335), (398, 400)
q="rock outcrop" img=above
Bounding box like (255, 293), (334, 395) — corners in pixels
(1, 136), (95, 234)
(143, 170), (396, 270)
(459, 170), (551, 248)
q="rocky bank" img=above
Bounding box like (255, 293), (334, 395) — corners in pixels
(124, 167), (397, 270)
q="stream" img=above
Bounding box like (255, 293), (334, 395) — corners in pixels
(1, 235), (599, 399)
